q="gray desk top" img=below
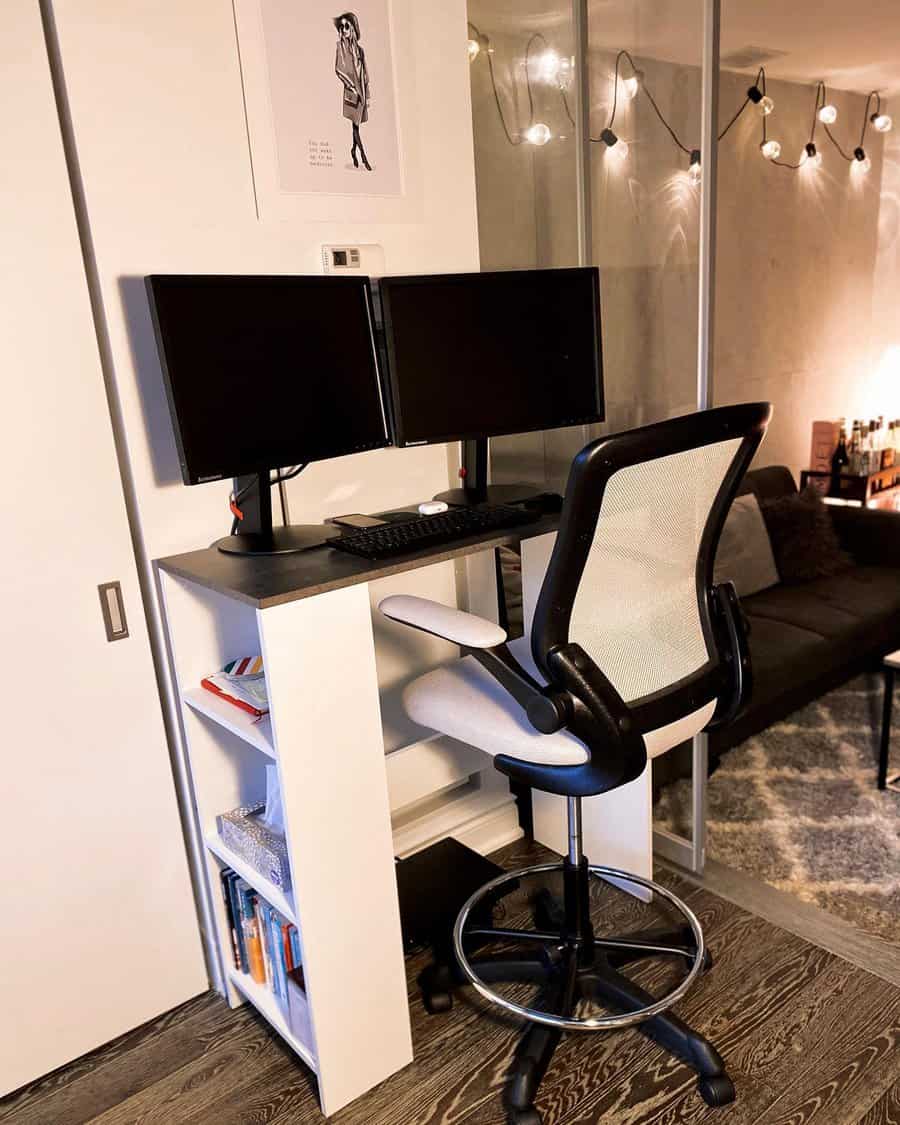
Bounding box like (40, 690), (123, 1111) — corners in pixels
(156, 513), (560, 609)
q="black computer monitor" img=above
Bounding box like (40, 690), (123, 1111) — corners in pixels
(146, 274), (390, 554)
(377, 267), (602, 503)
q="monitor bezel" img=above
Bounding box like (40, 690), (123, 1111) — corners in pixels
(145, 273), (391, 485)
(378, 267), (604, 448)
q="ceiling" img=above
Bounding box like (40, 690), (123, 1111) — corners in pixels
(468, 0), (900, 95)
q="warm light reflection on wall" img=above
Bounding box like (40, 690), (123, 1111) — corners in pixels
(857, 346), (900, 418)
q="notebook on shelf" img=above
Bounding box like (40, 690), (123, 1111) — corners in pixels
(201, 656), (269, 718)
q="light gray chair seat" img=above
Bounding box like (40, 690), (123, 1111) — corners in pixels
(402, 635), (716, 766)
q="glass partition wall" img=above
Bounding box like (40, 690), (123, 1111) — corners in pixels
(467, 0), (710, 489)
(467, 0), (717, 870)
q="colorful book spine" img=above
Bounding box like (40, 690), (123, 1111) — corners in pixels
(235, 880), (265, 984)
(289, 926), (301, 970)
(256, 898), (272, 988)
(219, 868), (241, 972)
(271, 908), (288, 1004)
(227, 873), (249, 974)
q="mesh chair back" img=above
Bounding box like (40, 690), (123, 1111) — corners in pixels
(532, 404), (770, 733)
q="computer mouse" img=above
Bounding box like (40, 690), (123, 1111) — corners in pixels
(418, 501), (449, 515)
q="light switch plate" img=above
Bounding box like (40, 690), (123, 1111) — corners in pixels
(321, 243), (386, 277)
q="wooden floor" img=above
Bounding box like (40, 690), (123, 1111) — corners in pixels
(4, 838), (900, 1125)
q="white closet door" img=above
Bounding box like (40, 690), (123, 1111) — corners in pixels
(0, 1), (206, 1095)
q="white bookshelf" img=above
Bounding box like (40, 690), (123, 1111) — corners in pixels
(157, 571), (413, 1118)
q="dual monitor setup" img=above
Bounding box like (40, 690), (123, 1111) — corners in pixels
(146, 267), (604, 557)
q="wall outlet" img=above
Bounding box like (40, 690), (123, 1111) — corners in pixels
(321, 243), (386, 276)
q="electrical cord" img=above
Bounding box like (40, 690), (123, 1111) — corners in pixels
(824, 123), (855, 161)
(229, 464), (309, 534)
(643, 84), (693, 156)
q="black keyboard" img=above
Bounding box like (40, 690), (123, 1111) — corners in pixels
(330, 504), (541, 560)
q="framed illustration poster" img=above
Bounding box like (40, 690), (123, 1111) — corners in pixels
(234, 0), (417, 221)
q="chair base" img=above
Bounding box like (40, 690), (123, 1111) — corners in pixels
(419, 859), (734, 1124)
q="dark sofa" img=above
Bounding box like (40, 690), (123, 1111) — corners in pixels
(708, 465), (900, 761)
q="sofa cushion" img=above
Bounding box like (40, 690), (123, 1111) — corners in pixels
(744, 567), (900, 646)
(714, 493), (780, 597)
(742, 614), (832, 708)
(760, 486), (853, 583)
(739, 465), (798, 503)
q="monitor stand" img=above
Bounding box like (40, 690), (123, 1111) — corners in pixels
(214, 471), (340, 556)
(434, 438), (542, 508)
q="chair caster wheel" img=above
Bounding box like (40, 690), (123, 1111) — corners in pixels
(532, 886), (565, 932)
(418, 963), (454, 1015)
(423, 989), (452, 1015)
(698, 1074), (736, 1107)
(509, 1108), (542, 1125)
(702, 948), (714, 973)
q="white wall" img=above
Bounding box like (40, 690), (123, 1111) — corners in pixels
(50, 0), (480, 761)
(52, 0), (479, 559)
(714, 74), (886, 477)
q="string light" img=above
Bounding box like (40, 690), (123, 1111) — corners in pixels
(467, 38), (480, 62)
(623, 73), (641, 100)
(537, 49), (561, 82)
(802, 141), (822, 168)
(600, 127), (629, 160)
(748, 84), (775, 116)
(469, 28), (890, 190)
(525, 122), (552, 146)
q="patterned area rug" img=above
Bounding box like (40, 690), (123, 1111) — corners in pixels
(655, 675), (900, 944)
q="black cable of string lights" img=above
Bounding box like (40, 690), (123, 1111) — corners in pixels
(467, 28), (890, 177)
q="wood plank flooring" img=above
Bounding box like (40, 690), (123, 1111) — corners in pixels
(4, 838), (900, 1125)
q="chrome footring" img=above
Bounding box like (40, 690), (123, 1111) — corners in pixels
(451, 861), (706, 1033)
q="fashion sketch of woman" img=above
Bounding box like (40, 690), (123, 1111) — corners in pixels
(334, 12), (372, 171)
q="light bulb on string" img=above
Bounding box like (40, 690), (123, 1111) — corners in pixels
(761, 139), (781, 160)
(689, 149), (702, 185)
(467, 37), (481, 61)
(817, 103), (838, 124)
(853, 146), (871, 173)
(872, 112), (893, 133)
(600, 128), (628, 161)
(802, 142), (822, 169)
(525, 122), (552, 146)
(537, 49), (560, 82)
(622, 71), (643, 100)
(748, 85), (774, 116)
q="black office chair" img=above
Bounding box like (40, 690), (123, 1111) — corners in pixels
(380, 403), (771, 1124)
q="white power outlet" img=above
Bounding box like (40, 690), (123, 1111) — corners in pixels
(321, 243), (386, 276)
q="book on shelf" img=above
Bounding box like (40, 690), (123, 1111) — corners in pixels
(219, 866), (301, 1008)
(201, 656), (269, 718)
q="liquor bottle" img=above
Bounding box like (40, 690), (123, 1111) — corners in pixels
(831, 423), (849, 493)
(848, 421), (861, 475)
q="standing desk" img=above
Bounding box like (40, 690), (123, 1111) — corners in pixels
(156, 513), (654, 1115)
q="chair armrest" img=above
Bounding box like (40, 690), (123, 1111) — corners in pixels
(829, 505), (900, 566)
(379, 595), (570, 732)
(378, 595), (507, 648)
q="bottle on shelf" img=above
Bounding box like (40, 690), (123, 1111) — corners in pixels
(830, 422), (849, 493)
(848, 420), (862, 476)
